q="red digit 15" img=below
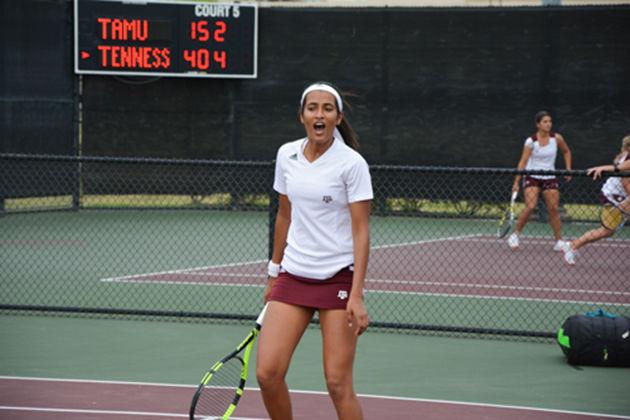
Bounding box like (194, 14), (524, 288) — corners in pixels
(190, 21), (209, 42)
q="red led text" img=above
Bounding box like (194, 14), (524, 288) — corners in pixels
(97, 46), (171, 69)
(98, 18), (149, 41)
(183, 49), (226, 70)
(190, 20), (227, 42)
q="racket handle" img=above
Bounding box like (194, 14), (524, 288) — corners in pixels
(511, 191), (518, 202)
(256, 303), (269, 327)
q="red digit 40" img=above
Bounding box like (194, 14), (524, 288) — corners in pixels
(183, 49), (226, 70)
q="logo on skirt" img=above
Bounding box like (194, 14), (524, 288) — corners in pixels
(337, 290), (348, 300)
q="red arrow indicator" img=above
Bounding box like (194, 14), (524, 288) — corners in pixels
(81, 51), (90, 59)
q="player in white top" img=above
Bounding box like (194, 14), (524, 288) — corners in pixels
(257, 82), (372, 420)
(508, 111), (572, 251)
(562, 135), (630, 265)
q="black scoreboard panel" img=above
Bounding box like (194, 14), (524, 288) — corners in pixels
(74, 0), (257, 78)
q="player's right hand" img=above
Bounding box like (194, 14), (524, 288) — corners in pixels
(587, 165), (607, 180)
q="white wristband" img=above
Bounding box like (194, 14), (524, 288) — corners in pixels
(267, 261), (280, 278)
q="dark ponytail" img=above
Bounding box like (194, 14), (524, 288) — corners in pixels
(337, 96), (360, 150)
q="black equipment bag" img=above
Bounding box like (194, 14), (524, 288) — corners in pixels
(557, 311), (630, 367)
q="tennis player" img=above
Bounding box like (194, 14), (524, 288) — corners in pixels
(508, 111), (572, 251)
(256, 82), (372, 420)
(562, 135), (630, 265)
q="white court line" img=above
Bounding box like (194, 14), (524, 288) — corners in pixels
(101, 273), (630, 300)
(99, 232), (627, 284)
(97, 232), (629, 306)
(0, 406), (263, 419)
(103, 279), (265, 288)
(1, 376), (628, 420)
(97, 278), (630, 305)
(370, 233), (483, 249)
(463, 236), (630, 248)
(516, 234), (630, 244)
(367, 289), (630, 307)
(0, 405), (189, 418)
(99, 259), (267, 283)
(99, 234), (481, 283)
(365, 278), (630, 297)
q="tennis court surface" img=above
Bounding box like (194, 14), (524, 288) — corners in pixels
(2, 377), (627, 420)
(102, 234), (628, 305)
(1, 315), (629, 420)
(2, 157), (629, 419)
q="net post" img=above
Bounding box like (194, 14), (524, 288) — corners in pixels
(72, 74), (83, 211)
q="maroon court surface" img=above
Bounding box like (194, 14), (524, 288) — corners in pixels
(102, 236), (629, 305)
(1, 377), (626, 420)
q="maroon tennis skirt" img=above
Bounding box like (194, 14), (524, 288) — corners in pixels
(523, 175), (559, 190)
(268, 267), (354, 310)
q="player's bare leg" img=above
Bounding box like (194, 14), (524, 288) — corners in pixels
(571, 226), (614, 251)
(514, 187), (539, 233)
(256, 302), (313, 420)
(320, 308), (363, 420)
(542, 189), (562, 241)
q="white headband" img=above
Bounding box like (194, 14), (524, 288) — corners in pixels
(300, 83), (343, 112)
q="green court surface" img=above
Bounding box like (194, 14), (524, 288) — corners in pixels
(1, 315), (629, 417)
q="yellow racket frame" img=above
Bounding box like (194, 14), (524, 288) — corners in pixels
(601, 204), (625, 231)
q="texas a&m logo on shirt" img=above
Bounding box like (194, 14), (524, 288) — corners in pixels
(322, 195), (333, 203)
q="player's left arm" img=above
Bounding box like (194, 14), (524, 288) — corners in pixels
(587, 159), (630, 179)
(556, 134), (572, 181)
(618, 160), (630, 172)
(348, 200), (371, 336)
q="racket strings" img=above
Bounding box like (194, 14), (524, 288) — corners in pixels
(497, 208), (512, 237)
(194, 357), (243, 419)
(601, 205), (625, 231)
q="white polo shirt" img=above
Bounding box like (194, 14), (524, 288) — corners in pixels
(524, 134), (558, 179)
(273, 136), (373, 280)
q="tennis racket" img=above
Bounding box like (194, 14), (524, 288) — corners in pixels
(189, 304), (268, 420)
(601, 202), (629, 231)
(497, 191), (518, 238)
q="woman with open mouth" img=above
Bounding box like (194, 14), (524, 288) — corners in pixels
(257, 81), (373, 420)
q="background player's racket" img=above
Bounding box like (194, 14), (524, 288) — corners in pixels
(601, 202), (629, 231)
(497, 191), (518, 238)
(189, 303), (268, 420)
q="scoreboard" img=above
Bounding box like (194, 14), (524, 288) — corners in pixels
(74, 0), (258, 78)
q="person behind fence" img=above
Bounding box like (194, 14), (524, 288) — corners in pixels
(507, 111), (572, 251)
(256, 81), (373, 420)
(561, 135), (630, 265)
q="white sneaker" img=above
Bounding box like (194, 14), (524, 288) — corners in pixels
(553, 240), (567, 252)
(507, 233), (519, 250)
(563, 247), (577, 265)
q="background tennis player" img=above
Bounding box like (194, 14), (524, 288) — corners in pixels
(562, 135), (630, 265)
(508, 111), (572, 251)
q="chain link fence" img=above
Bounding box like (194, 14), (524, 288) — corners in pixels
(1, 153), (628, 340)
